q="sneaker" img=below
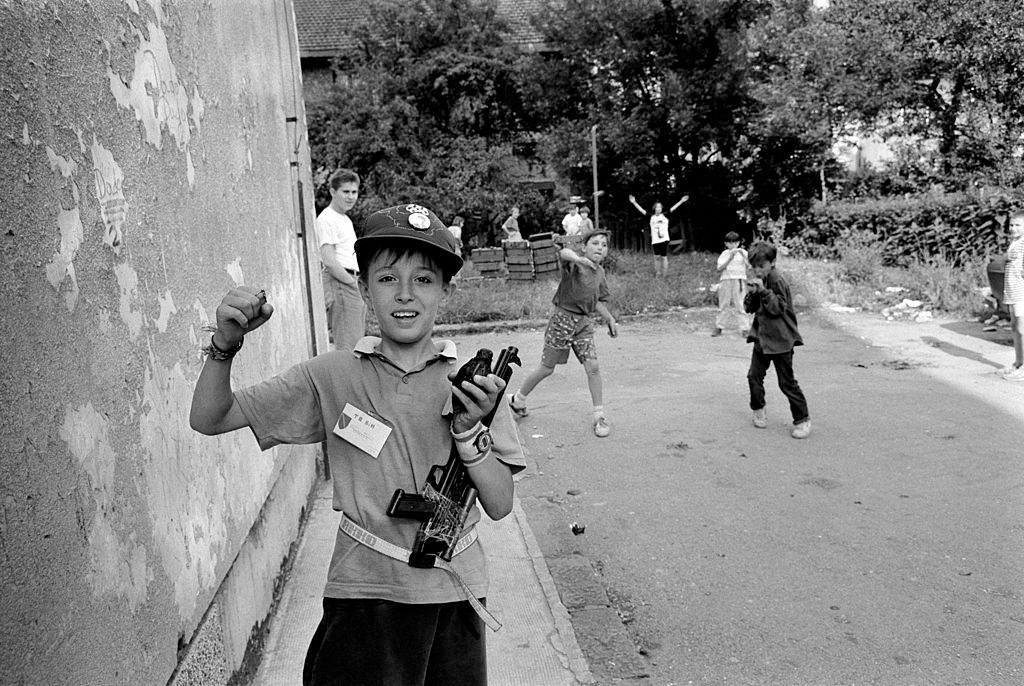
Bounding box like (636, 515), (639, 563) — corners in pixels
(593, 416), (610, 438)
(711, 327), (723, 337)
(508, 394), (529, 417)
(752, 408), (767, 429)
(791, 420), (812, 439)
(1004, 367), (1024, 382)
(998, 363), (1022, 376)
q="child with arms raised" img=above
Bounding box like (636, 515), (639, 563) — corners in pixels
(190, 204), (524, 685)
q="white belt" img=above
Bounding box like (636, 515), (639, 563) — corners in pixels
(339, 515), (501, 631)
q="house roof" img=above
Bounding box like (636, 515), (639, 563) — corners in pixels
(293, 0), (551, 59)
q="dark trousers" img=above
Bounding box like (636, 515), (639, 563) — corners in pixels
(748, 347), (809, 424)
(303, 597), (486, 686)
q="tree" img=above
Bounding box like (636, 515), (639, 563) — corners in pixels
(307, 0), (544, 238)
(758, 0), (1024, 190)
(524, 0), (773, 249)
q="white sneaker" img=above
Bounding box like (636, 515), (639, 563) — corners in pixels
(752, 408), (767, 429)
(1003, 367), (1024, 382)
(593, 416), (610, 438)
(791, 420), (812, 439)
(508, 394), (529, 417)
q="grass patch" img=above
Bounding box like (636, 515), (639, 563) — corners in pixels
(362, 246), (990, 330)
(436, 250), (719, 325)
(783, 253), (989, 318)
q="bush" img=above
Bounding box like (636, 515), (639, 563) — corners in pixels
(835, 231), (885, 285)
(789, 191), (1021, 266)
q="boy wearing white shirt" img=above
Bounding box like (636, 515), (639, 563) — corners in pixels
(317, 168), (366, 351)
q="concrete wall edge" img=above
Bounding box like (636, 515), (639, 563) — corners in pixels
(169, 448), (325, 686)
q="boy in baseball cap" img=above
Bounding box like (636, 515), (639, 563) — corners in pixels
(190, 203), (524, 684)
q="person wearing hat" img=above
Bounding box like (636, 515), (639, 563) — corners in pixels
(189, 204), (525, 685)
(507, 227), (619, 438)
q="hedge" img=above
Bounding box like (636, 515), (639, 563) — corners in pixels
(788, 192), (1021, 266)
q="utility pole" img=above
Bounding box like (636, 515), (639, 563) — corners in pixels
(590, 125), (600, 231)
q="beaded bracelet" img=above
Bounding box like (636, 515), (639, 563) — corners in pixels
(201, 330), (243, 361)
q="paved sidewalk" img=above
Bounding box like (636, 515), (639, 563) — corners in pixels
(253, 484), (594, 686)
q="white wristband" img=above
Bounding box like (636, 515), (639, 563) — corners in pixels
(451, 421), (484, 443)
(451, 421), (491, 465)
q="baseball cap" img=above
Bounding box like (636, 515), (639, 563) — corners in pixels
(355, 204), (464, 275)
(581, 228), (610, 245)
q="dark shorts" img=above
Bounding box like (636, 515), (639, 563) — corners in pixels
(653, 241), (669, 257)
(303, 597), (486, 686)
(541, 309), (597, 367)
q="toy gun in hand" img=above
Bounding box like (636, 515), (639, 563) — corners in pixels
(387, 346), (521, 568)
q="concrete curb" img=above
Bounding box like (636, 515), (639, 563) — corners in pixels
(511, 499), (596, 684)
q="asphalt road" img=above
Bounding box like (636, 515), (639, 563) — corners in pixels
(450, 308), (1024, 686)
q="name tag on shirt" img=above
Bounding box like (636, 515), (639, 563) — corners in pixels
(333, 403), (391, 458)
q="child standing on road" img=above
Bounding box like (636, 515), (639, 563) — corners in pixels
(1001, 212), (1024, 380)
(508, 229), (619, 438)
(712, 231), (750, 337)
(628, 194), (688, 277)
(190, 204), (525, 685)
(744, 241), (811, 439)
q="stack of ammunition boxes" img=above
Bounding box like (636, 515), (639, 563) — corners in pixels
(529, 232), (559, 278)
(471, 247), (504, 279)
(503, 240), (534, 281)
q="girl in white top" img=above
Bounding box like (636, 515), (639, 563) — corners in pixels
(1001, 212), (1024, 380)
(628, 194), (688, 277)
(502, 206), (522, 242)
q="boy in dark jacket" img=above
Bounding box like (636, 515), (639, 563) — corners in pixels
(744, 241), (811, 439)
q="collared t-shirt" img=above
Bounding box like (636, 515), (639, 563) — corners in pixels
(316, 206), (359, 272)
(234, 337), (526, 604)
(552, 259), (610, 316)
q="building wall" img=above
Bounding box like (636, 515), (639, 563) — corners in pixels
(0, 1), (327, 684)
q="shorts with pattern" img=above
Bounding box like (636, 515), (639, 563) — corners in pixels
(542, 309), (597, 366)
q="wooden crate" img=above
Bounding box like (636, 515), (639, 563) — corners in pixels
(532, 245), (558, 259)
(471, 248), (504, 268)
(529, 232), (556, 250)
(507, 262), (535, 275)
(505, 252), (534, 266)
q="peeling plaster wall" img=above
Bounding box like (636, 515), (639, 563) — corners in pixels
(0, 1), (326, 684)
